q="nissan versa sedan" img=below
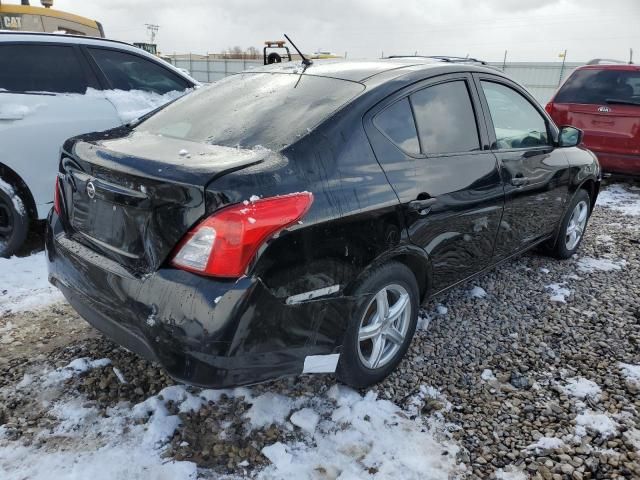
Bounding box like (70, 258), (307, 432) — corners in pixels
(46, 58), (601, 388)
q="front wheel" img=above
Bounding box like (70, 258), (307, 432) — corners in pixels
(0, 179), (30, 258)
(548, 189), (591, 259)
(336, 262), (419, 388)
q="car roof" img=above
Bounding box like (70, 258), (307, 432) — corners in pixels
(575, 64), (640, 72)
(0, 31), (198, 85)
(243, 58), (504, 84)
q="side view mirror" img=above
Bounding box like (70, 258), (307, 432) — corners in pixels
(558, 125), (583, 148)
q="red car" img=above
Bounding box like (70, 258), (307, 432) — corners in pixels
(546, 61), (640, 176)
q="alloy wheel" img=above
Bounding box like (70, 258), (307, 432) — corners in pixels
(357, 283), (411, 370)
(565, 200), (588, 250)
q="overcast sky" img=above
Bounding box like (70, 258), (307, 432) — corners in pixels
(54, 0), (639, 62)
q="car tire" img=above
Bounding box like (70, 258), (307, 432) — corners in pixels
(336, 261), (419, 388)
(547, 189), (591, 260)
(0, 179), (30, 258)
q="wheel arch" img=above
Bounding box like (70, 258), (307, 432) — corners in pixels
(346, 243), (433, 303)
(0, 162), (37, 220)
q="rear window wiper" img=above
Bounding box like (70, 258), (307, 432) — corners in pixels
(605, 98), (640, 106)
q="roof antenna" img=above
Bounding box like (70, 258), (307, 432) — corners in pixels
(284, 34), (312, 66)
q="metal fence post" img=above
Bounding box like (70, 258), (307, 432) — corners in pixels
(206, 52), (211, 83)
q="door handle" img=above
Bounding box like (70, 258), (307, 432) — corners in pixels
(408, 197), (437, 214)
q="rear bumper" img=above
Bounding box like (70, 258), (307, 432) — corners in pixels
(46, 211), (353, 388)
(592, 151), (640, 176)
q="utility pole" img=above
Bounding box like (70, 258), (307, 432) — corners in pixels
(630, 48), (634, 64)
(502, 50), (508, 71)
(145, 24), (159, 44)
(558, 49), (567, 86)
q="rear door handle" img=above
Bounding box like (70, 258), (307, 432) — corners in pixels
(408, 197), (437, 214)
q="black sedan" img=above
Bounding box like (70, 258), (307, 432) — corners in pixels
(46, 58), (601, 388)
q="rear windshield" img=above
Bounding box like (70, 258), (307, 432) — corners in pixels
(555, 68), (640, 105)
(136, 72), (364, 149)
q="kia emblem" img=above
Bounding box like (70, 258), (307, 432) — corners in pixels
(597, 106), (611, 113)
(86, 181), (96, 199)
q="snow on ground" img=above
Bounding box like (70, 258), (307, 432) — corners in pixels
(596, 183), (640, 216)
(0, 252), (63, 314)
(494, 467), (527, 480)
(481, 369), (496, 381)
(619, 363), (640, 386)
(561, 377), (601, 400)
(575, 411), (619, 439)
(526, 436), (565, 452)
(468, 286), (487, 299)
(545, 282), (571, 303)
(576, 256), (626, 274)
(0, 359), (462, 480)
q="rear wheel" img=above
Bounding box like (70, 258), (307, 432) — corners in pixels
(336, 262), (419, 388)
(547, 189), (591, 259)
(0, 179), (30, 258)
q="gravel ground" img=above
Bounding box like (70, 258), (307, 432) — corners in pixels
(1, 182), (639, 479)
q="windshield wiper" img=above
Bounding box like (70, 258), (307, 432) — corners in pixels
(605, 98), (640, 106)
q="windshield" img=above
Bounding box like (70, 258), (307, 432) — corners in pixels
(555, 68), (640, 105)
(136, 72), (364, 149)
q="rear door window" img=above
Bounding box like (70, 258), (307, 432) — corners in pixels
(373, 97), (420, 155)
(0, 44), (88, 93)
(481, 81), (549, 149)
(555, 68), (640, 106)
(410, 81), (481, 154)
(88, 48), (190, 94)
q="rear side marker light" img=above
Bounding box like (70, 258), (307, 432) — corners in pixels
(545, 102), (555, 115)
(171, 192), (313, 278)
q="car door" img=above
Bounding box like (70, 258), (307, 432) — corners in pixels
(0, 42), (123, 218)
(365, 73), (504, 293)
(83, 47), (194, 123)
(473, 74), (571, 258)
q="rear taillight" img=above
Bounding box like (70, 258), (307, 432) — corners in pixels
(54, 176), (62, 215)
(545, 102), (555, 115)
(171, 192), (313, 278)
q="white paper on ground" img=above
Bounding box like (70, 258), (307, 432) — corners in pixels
(302, 354), (340, 373)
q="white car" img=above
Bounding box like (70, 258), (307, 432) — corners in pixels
(0, 32), (198, 256)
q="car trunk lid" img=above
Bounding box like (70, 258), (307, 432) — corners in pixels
(552, 103), (640, 156)
(59, 132), (271, 274)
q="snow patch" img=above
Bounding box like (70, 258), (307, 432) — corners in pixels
(577, 256), (626, 273)
(436, 304), (448, 315)
(45, 358), (111, 386)
(575, 411), (618, 438)
(259, 386), (460, 479)
(526, 436), (565, 451)
(596, 184), (640, 216)
(619, 363), (640, 386)
(468, 286), (486, 299)
(545, 282), (571, 303)
(86, 88), (190, 123)
(481, 369), (496, 381)
(562, 377), (601, 400)
(0, 252), (64, 314)
(245, 393), (295, 429)
(0, 178), (26, 218)
(289, 408), (320, 434)
(495, 467), (528, 479)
